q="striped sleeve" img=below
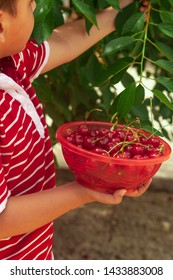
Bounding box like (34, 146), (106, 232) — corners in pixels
(0, 101), (12, 213)
(20, 40), (50, 82)
(0, 152), (11, 213)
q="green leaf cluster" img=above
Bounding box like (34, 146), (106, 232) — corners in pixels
(33, 0), (173, 143)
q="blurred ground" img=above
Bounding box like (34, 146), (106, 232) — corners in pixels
(53, 164), (173, 260)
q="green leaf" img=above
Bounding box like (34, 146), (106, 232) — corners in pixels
(115, 2), (137, 33)
(156, 77), (173, 92)
(167, 0), (173, 7)
(52, 0), (64, 27)
(72, 0), (98, 27)
(155, 42), (173, 61)
(34, 0), (53, 17)
(134, 84), (145, 105)
(34, 0), (53, 20)
(85, 18), (93, 34)
(158, 23), (173, 38)
(121, 71), (135, 88)
(33, 19), (52, 43)
(160, 11), (173, 22)
(33, 0), (65, 43)
(155, 60), (173, 74)
(131, 104), (149, 122)
(86, 54), (104, 84)
(105, 0), (121, 10)
(101, 36), (136, 57)
(33, 79), (52, 103)
(110, 94), (120, 115)
(101, 87), (114, 112)
(117, 82), (136, 119)
(94, 57), (133, 86)
(110, 69), (127, 85)
(122, 12), (145, 35)
(152, 89), (173, 110)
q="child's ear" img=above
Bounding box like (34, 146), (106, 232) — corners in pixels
(0, 11), (7, 43)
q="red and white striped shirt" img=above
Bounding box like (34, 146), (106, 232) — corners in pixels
(0, 40), (56, 259)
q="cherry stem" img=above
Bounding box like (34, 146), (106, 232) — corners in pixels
(84, 108), (103, 123)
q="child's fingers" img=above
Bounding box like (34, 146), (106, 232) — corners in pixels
(126, 179), (152, 198)
(96, 189), (127, 205)
(82, 178), (151, 204)
(112, 189), (127, 203)
(95, 188), (127, 204)
(85, 187), (127, 205)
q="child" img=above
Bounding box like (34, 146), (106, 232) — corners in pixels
(0, 0), (151, 260)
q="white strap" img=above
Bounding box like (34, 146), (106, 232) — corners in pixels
(0, 73), (45, 138)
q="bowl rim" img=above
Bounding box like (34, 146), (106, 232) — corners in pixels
(56, 121), (172, 166)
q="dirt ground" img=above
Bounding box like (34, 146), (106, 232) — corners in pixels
(53, 169), (173, 260)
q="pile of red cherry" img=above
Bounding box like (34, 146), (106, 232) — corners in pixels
(64, 123), (164, 159)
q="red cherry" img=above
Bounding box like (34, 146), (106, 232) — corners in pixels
(66, 135), (74, 143)
(100, 151), (109, 156)
(64, 123), (164, 162)
(112, 137), (121, 144)
(144, 145), (155, 155)
(130, 144), (145, 156)
(133, 154), (145, 159)
(98, 128), (110, 136)
(148, 152), (160, 158)
(147, 137), (160, 148)
(122, 151), (131, 158)
(91, 147), (103, 154)
(77, 124), (89, 136)
(113, 151), (131, 159)
(140, 136), (148, 145)
(65, 131), (76, 144)
(107, 131), (115, 139)
(76, 144), (83, 149)
(143, 154), (149, 159)
(106, 142), (121, 155)
(74, 133), (84, 145)
(126, 134), (134, 141)
(124, 144), (133, 153)
(91, 147), (108, 156)
(90, 129), (99, 137)
(97, 137), (109, 148)
(116, 130), (126, 141)
(83, 136), (95, 150)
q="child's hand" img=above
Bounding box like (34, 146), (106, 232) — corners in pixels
(120, 0), (150, 12)
(82, 179), (152, 205)
(125, 178), (152, 197)
(120, 0), (134, 9)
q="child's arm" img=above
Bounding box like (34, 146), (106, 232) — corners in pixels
(42, 0), (133, 73)
(0, 179), (151, 239)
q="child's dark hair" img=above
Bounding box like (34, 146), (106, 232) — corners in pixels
(0, 0), (17, 15)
